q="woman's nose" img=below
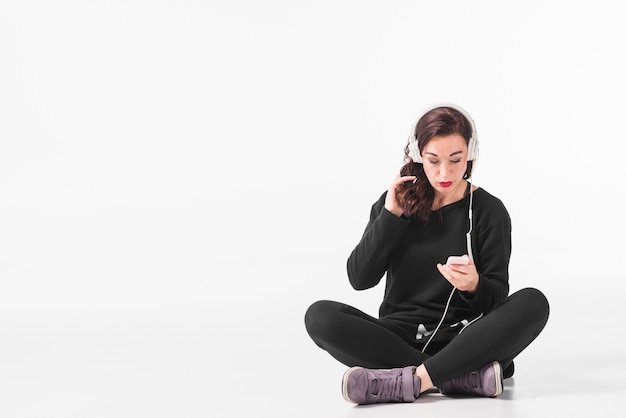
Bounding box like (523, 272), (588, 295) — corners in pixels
(439, 163), (451, 177)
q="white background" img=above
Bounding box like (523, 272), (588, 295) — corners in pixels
(1, 1), (625, 417)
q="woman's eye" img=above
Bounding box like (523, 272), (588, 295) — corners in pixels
(451, 159), (461, 164)
(428, 160), (439, 165)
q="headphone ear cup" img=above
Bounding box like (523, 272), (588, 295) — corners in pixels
(408, 137), (422, 163)
(468, 137), (479, 161)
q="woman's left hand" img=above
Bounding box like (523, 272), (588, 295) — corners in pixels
(436, 257), (479, 293)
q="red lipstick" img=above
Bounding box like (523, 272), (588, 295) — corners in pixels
(439, 181), (453, 188)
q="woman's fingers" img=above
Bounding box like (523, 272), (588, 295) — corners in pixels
(385, 174), (417, 216)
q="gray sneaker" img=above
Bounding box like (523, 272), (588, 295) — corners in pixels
(438, 361), (503, 397)
(342, 366), (421, 404)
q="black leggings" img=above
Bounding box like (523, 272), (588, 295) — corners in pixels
(304, 287), (549, 385)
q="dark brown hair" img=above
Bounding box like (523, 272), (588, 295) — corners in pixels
(396, 106), (474, 222)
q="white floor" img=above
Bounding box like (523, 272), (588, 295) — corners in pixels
(1, 253), (625, 418)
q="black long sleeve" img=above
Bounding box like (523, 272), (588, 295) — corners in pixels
(345, 187), (512, 338)
(346, 192), (410, 290)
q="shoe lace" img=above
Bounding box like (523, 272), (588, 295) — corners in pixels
(370, 373), (404, 401)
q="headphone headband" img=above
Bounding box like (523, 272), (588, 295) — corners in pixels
(407, 103), (479, 163)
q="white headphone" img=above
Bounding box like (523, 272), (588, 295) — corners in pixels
(406, 102), (478, 262)
(407, 103), (479, 164)
(412, 103), (482, 353)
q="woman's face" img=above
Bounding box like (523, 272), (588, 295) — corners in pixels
(421, 133), (469, 198)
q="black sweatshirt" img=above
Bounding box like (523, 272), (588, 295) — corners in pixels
(346, 187), (511, 343)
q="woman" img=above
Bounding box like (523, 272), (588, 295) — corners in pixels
(304, 104), (550, 405)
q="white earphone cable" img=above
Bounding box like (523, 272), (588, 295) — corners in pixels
(421, 179), (474, 353)
(421, 286), (456, 353)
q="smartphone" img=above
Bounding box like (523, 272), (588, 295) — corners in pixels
(446, 255), (469, 266)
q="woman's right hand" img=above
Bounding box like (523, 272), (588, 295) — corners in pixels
(384, 173), (417, 217)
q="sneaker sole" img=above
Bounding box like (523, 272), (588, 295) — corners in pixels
(491, 361), (503, 397)
(341, 366), (364, 403)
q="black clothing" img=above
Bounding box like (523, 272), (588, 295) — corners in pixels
(305, 288), (547, 384)
(304, 186), (549, 385)
(347, 187), (511, 345)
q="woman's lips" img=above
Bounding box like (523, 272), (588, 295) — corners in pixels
(439, 181), (453, 188)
